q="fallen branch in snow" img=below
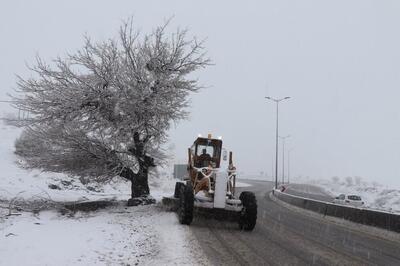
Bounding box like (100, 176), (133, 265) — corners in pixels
(7, 191), (26, 216)
(0, 189), (126, 217)
(0, 189), (66, 216)
(63, 200), (122, 212)
(6, 213), (22, 217)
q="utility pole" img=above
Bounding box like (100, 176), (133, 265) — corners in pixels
(265, 96), (290, 189)
(279, 135), (290, 184)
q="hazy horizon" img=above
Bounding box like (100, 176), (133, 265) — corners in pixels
(1, 0), (400, 188)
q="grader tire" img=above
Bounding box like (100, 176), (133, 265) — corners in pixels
(178, 183), (194, 225)
(239, 191), (257, 231)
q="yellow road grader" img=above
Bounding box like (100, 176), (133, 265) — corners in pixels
(172, 134), (257, 231)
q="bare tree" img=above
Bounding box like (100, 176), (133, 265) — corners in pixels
(11, 19), (210, 205)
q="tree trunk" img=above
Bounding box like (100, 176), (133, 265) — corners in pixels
(119, 166), (150, 198)
(122, 133), (156, 205)
(131, 167), (150, 198)
(120, 166), (154, 206)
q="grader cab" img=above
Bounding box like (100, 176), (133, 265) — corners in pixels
(187, 136), (234, 196)
(173, 134), (257, 231)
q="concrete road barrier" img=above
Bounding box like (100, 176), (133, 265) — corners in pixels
(273, 190), (400, 233)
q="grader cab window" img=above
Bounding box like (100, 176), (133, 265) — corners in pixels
(192, 138), (222, 168)
(196, 145), (215, 157)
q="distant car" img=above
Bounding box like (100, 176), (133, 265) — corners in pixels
(333, 194), (364, 207)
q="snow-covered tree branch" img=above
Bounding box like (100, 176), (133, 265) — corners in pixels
(11, 18), (210, 203)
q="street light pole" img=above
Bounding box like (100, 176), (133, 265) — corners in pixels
(279, 135), (290, 184)
(265, 96), (290, 190)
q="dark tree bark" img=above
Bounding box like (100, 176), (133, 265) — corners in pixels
(131, 165), (150, 198)
(131, 152), (156, 197)
(120, 132), (156, 199)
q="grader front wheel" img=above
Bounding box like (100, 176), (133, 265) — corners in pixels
(178, 183), (194, 225)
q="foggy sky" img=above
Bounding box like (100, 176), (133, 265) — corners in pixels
(1, 0), (400, 187)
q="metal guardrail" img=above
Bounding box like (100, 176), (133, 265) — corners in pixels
(273, 189), (400, 233)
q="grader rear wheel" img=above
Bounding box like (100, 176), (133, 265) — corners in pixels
(174, 182), (185, 198)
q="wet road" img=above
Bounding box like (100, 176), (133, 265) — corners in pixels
(190, 180), (400, 266)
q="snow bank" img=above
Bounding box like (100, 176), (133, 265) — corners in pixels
(292, 176), (400, 214)
(0, 124), (121, 202)
(0, 123), (176, 203)
(0, 205), (210, 266)
(235, 181), (251, 188)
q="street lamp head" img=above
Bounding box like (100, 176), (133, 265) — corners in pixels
(284, 97), (291, 100)
(265, 96), (271, 99)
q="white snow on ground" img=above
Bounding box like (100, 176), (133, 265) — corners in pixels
(0, 205), (210, 266)
(284, 183), (331, 197)
(235, 181), (251, 188)
(0, 124), (133, 203)
(293, 176), (400, 214)
(0, 122), (210, 266)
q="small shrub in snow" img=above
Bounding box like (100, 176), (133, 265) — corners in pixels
(345, 176), (353, 186)
(331, 176), (339, 184)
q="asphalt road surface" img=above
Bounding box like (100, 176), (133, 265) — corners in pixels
(190, 180), (400, 266)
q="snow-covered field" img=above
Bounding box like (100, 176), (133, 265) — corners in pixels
(0, 205), (209, 266)
(0, 124), (133, 203)
(0, 122), (211, 266)
(292, 176), (400, 214)
(235, 181), (251, 188)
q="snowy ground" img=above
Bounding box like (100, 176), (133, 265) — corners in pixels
(0, 123), (134, 203)
(0, 122), (211, 266)
(0, 204), (210, 266)
(292, 176), (400, 214)
(235, 181), (251, 188)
